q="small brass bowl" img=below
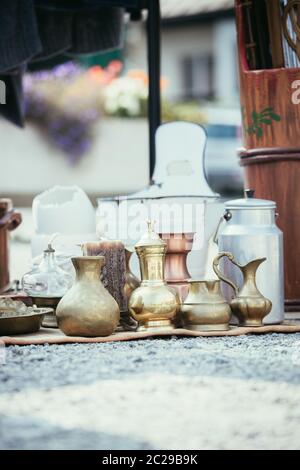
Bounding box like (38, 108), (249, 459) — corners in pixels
(0, 309), (52, 336)
(30, 296), (61, 328)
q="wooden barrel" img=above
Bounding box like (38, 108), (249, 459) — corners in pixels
(236, 0), (300, 310)
(0, 199), (22, 293)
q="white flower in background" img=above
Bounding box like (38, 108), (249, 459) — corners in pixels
(118, 93), (141, 116)
(103, 76), (148, 117)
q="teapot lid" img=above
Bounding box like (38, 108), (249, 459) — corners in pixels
(225, 189), (276, 210)
(135, 221), (166, 248)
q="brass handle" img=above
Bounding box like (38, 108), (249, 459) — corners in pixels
(213, 252), (239, 295)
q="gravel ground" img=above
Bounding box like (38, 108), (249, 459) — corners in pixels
(1, 333), (300, 450)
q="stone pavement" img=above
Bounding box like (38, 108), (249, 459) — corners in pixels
(0, 334), (300, 450)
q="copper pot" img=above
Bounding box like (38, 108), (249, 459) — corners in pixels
(159, 232), (194, 300)
(0, 199), (22, 293)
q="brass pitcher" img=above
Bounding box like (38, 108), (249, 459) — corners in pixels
(213, 252), (272, 327)
(56, 256), (120, 336)
(129, 222), (179, 331)
(181, 279), (231, 331)
(124, 247), (140, 300)
(121, 247), (140, 331)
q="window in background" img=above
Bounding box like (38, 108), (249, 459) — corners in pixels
(182, 55), (214, 100)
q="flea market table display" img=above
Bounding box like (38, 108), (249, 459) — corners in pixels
(1, 122), (299, 343)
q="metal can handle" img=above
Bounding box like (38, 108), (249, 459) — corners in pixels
(213, 252), (239, 295)
(213, 210), (232, 244)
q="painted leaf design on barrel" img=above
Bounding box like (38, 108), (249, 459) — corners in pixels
(243, 107), (281, 138)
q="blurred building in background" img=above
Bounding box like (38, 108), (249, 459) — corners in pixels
(0, 0), (241, 281)
(128, 0), (237, 104)
(126, 0), (242, 194)
(0, 0), (242, 206)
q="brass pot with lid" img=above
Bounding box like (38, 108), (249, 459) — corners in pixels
(128, 222), (180, 331)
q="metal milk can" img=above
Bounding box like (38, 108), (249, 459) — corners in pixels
(215, 189), (284, 324)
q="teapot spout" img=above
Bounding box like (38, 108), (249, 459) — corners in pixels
(241, 257), (266, 278)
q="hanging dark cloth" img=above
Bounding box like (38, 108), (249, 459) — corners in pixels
(0, 0), (125, 127)
(69, 7), (125, 55)
(0, 1), (41, 73)
(32, 1), (124, 61)
(0, 67), (26, 127)
(32, 8), (73, 61)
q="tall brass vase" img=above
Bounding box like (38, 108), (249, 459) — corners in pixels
(57, 256), (120, 337)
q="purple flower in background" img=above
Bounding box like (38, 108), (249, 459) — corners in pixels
(24, 62), (102, 164)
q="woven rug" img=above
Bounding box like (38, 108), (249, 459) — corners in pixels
(1, 315), (300, 346)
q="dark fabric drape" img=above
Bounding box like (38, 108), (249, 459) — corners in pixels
(0, 0), (125, 126)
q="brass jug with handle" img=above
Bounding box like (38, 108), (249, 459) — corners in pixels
(213, 252), (272, 327)
(181, 279), (231, 331)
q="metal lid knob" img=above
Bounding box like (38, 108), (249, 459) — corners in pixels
(135, 221), (166, 248)
(244, 189), (255, 199)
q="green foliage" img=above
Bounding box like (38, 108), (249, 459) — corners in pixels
(244, 107), (281, 138)
(162, 101), (206, 124)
